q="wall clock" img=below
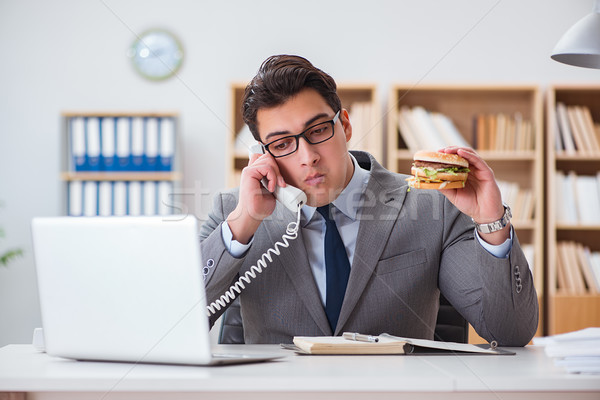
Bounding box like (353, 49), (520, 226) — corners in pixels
(129, 29), (184, 81)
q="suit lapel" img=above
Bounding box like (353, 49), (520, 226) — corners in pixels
(334, 159), (409, 335)
(262, 205), (332, 335)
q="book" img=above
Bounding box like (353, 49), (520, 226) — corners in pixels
(397, 107), (421, 151)
(555, 245), (568, 293)
(575, 175), (600, 225)
(564, 241), (587, 294)
(410, 106), (447, 150)
(430, 112), (469, 148)
(577, 106), (600, 152)
(558, 242), (576, 294)
(556, 103), (576, 154)
(567, 106), (589, 153)
(292, 333), (514, 355)
(591, 252), (600, 291)
(577, 243), (600, 294)
(476, 114), (487, 151)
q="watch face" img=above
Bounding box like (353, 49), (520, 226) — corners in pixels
(130, 29), (184, 80)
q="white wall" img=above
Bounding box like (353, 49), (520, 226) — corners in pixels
(0, 0), (598, 346)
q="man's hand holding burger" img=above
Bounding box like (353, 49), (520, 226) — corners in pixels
(437, 146), (510, 245)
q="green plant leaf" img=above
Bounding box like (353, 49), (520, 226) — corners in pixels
(0, 249), (23, 267)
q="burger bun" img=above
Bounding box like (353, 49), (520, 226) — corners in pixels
(413, 150), (469, 168)
(406, 177), (466, 190)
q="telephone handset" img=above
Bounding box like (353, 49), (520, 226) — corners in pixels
(249, 143), (307, 212)
(205, 144), (305, 316)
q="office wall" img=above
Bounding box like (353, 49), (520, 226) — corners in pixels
(0, 0), (597, 346)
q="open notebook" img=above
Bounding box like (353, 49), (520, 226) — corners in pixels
(31, 215), (281, 366)
(292, 333), (515, 355)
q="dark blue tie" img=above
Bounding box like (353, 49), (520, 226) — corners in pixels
(316, 204), (351, 332)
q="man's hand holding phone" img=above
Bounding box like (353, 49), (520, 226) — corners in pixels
(226, 150), (286, 244)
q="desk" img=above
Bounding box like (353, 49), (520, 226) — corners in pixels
(0, 344), (598, 399)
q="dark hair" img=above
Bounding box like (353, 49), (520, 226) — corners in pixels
(242, 55), (342, 142)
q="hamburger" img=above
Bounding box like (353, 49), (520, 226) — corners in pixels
(406, 151), (470, 190)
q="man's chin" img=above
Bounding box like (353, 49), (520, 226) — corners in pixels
(304, 189), (338, 208)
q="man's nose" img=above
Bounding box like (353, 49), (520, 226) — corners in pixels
(296, 136), (319, 166)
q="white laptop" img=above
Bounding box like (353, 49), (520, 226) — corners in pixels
(31, 215), (281, 366)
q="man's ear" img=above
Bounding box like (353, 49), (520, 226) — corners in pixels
(340, 109), (352, 143)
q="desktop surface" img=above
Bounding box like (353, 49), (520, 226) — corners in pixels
(0, 344), (599, 399)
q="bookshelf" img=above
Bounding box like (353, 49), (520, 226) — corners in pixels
(61, 111), (181, 216)
(387, 84), (545, 342)
(545, 85), (600, 335)
(226, 83), (383, 188)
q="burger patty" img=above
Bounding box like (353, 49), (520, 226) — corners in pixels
(414, 161), (459, 170)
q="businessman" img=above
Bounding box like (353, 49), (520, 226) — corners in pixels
(199, 55), (538, 346)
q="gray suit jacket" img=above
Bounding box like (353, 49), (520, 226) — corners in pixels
(199, 151), (538, 346)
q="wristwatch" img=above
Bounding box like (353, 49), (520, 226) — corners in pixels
(472, 203), (512, 234)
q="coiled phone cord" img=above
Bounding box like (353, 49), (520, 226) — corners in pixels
(206, 205), (303, 316)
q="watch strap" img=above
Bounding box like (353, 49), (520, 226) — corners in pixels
(472, 204), (512, 234)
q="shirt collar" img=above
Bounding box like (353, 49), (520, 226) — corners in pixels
(301, 153), (371, 226)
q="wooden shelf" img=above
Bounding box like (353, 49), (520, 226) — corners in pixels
(394, 149), (536, 161)
(511, 220), (536, 230)
(545, 85), (600, 335)
(556, 224), (600, 231)
(61, 172), (182, 182)
(387, 84), (544, 321)
(548, 295), (600, 335)
(61, 112), (181, 216)
(556, 153), (600, 160)
(61, 111), (179, 118)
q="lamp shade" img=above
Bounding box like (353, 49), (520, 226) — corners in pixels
(551, 1), (600, 69)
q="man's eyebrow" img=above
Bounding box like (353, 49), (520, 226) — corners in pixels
(264, 113), (330, 142)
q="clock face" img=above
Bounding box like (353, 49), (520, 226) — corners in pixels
(130, 29), (184, 80)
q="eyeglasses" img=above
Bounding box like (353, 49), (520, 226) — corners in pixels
(262, 111), (340, 158)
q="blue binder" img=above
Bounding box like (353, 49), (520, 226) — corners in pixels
(100, 118), (117, 171)
(71, 118), (86, 172)
(159, 117), (175, 171)
(86, 118), (101, 172)
(145, 118), (160, 171)
(131, 117), (145, 171)
(116, 117), (131, 171)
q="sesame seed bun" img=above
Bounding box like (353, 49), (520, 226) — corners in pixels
(413, 151), (469, 168)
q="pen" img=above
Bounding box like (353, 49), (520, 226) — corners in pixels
(342, 332), (379, 343)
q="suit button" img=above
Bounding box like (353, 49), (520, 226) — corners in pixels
(202, 259), (215, 280)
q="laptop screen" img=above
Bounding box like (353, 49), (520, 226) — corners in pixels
(31, 215), (213, 365)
